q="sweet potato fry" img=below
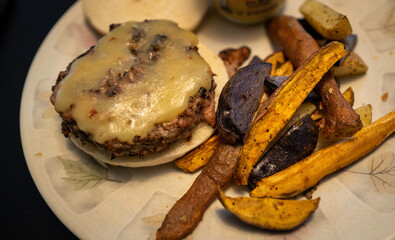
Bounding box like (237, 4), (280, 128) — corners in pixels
(262, 51), (286, 76)
(342, 87), (355, 107)
(174, 133), (221, 173)
(157, 142), (242, 240)
(235, 41), (347, 185)
(311, 87), (354, 121)
(218, 188), (320, 230)
(274, 60), (294, 76)
(250, 110), (395, 198)
(266, 15), (362, 138)
(219, 46), (251, 77)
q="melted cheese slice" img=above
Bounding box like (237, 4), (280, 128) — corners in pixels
(54, 20), (212, 144)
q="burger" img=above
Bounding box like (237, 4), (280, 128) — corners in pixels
(50, 20), (228, 167)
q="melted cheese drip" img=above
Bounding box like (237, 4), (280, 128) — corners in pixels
(54, 20), (212, 144)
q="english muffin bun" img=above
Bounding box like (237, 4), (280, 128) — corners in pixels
(51, 20), (227, 167)
(82, 0), (209, 34)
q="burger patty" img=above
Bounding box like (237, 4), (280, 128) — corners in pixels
(60, 85), (215, 158)
(52, 49), (216, 158)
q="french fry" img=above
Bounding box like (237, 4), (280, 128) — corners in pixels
(157, 142), (242, 240)
(250, 110), (395, 198)
(342, 87), (355, 107)
(218, 188), (320, 231)
(331, 52), (368, 77)
(300, 0), (352, 40)
(311, 87), (354, 121)
(263, 51), (286, 76)
(235, 41), (347, 185)
(355, 104), (372, 127)
(274, 60), (294, 76)
(174, 134), (221, 173)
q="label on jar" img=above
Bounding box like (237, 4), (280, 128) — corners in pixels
(213, 0), (285, 24)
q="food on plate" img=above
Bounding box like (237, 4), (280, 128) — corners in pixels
(266, 15), (362, 138)
(336, 34), (357, 65)
(355, 104), (373, 127)
(250, 110), (395, 198)
(331, 52), (368, 77)
(218, 188), (320, 230)
(273, 60), (294, 76)
(216, 62), (272, 143)
(300, 0), (352, 40)
(50, 20), (228, 167)
(248, 115), (318, 190)
(248, 55), (262, 65)
(235, 41), (347, 185)
(218, 46), (251, 77)
(342, 87), (355, 107)
(82, 0), (209, 34)
(157, 142), (242, 240)
(158, 51), (275, 238)
(174, 133), (222, 173)
(264, 76), (320, 101)
(311, 87), (355, 121)
(262, 51), (286, 76)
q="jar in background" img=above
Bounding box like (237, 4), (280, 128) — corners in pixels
(213, 0), (285, 24)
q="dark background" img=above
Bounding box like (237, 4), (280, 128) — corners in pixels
(0, 0), (77, 239)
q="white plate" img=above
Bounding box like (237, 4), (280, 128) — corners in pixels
(20, 1), (395, 239)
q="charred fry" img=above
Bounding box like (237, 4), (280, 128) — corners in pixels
(219, 46), (251, 77)
(251, 110), (395, 198)
(248, 115), (318, 190)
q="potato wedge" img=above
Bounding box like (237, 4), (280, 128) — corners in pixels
(218, 188), (320, 231)
(251, 110), (395, 198)
(331, 52), (368, 77)
(355, 104), (372, 127)
(300, 0), (352, 40)
(235, 41), (347, 185)
(249, 56), (263, 65)
(248, 115), (318, 190)
(265, 102), (317, 154)
(216, 63), (272, 143)
(174, 133), (221, 173)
